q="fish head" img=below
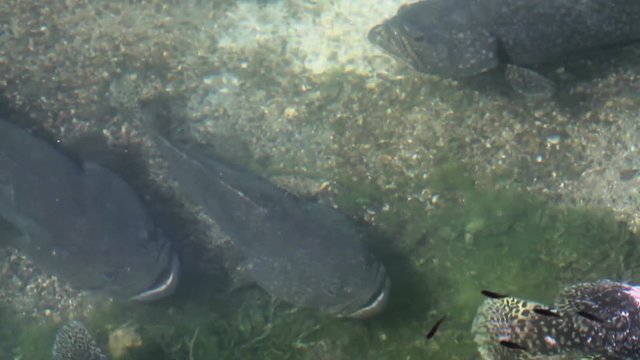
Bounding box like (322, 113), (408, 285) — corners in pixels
(57, 162), (180, 301)
(368, 3), (499, 77)
(86, 228), (180, 302)
(245, 214), (391, 319)
(338, 259), (390, 318)
(0, 122), (179, 301)
(283, 207), (391, 318)
(324, 251), (391, 319)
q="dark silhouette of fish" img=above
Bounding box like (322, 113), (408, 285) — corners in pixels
(0, 120), (178, 301)
(52, 321), (107, 360)
(149, 132), (390, 318)
(369, 0), (640, 97)
(425, 315), (446, 339)
(472, 280), (640, 359)
(576, 310), (605, 323)
(498, 340), (526, 351)
(482, 289), (509, 299)
(532, 307), (561, 318)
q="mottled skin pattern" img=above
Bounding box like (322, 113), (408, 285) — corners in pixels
(52, 321), (107, 360)
(369, 0), (640, 93)
(150, 132), (390, 318)
(473, 280), (640, 359)
(557, 281), (640, 359)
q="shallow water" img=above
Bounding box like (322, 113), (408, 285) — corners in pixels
(1, 0), (640, 359)
(3, 168), (639, 359)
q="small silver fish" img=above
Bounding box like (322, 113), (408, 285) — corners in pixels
(472, 280), (640, 359)
(369, 0), (640, 97)
(52, 321), (107, 360)
(149, 131), (390, 318)
(0, 120), (179, 300)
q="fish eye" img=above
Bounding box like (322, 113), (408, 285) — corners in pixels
(103, 270), (119, 281)
(326, 279), (345, 297)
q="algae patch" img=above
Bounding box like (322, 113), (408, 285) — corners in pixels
(5, 162), (640, 360)
(330, 162), (640, 359)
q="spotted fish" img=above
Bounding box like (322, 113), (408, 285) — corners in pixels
(52, 321), (107, 360)
(0, 120), (179, 300)
(148, 131), (390, 318)
(472, 280), (640, 359)
(368, 0), (640, 97)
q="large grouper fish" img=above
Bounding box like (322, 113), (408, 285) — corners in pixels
(0, 120), (178, 301)
(368, 0), (640, 97)
(473, 280), (640, 359)
(149, 131), (390, 318)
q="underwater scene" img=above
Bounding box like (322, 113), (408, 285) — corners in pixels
(1, 0), (640, 359)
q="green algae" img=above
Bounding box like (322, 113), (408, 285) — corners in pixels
(0, 305), (22, 358)
(8, 161), (640, 360)
(0, 305), (57, 360)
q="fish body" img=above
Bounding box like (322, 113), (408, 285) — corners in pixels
(369, 0), (640, 96)
(52, 321), (107, 360)
(151, 134), (390, 318)
(0, 120), (178, 300)
(472, 280), (640, 359)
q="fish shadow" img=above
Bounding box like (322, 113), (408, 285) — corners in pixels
(360, 228), (436, 324)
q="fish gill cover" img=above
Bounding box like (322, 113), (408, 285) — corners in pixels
(0, 120), (178, 301)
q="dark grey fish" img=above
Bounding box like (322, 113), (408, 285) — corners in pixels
(52, 321), (107, 360)
(472, 280), (640, 359)
(150, 133), (390, 318)
(0, 120), (178, 301)
(369, 0), (640, 97)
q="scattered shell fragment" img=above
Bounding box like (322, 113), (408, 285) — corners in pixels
(108, 324), (143, 359)
(619, 168), (638, 181)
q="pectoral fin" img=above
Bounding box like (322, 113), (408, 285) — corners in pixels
(504, 64), (556, 99)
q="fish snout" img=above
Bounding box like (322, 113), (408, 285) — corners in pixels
(367, 24), (387, 45)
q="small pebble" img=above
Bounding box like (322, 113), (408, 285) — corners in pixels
(619, 169), (638, 181)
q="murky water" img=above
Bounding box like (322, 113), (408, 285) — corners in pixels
(1, 0), (640, 359)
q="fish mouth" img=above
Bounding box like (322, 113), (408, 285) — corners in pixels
(368, 23), (422, 72)
(345, 266), (391, 319)
(130, 253), (180, 301)
(346, 276), (390, 319)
